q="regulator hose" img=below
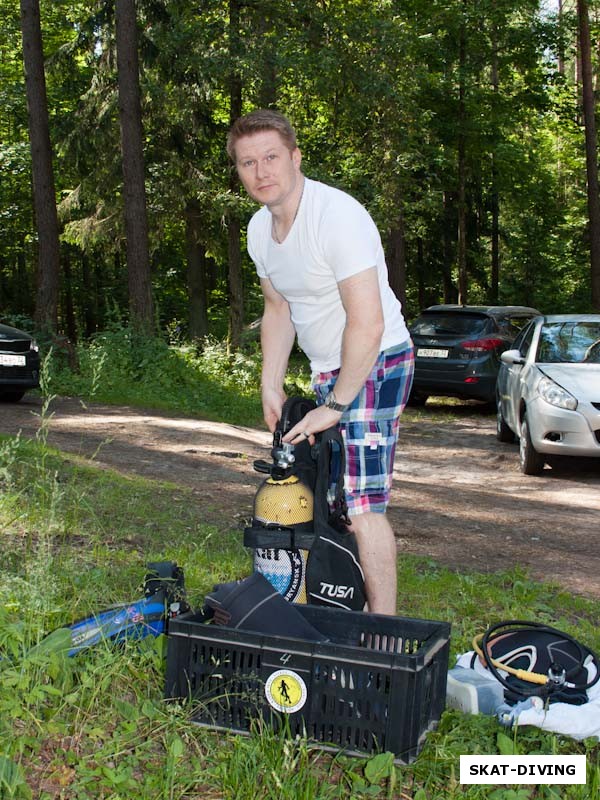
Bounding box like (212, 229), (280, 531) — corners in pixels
(472, 620), (600, 701)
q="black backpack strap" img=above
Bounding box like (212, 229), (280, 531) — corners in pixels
(277, 397), (318, 490)
(278, 396), (317, 435)
(313, 426), (349, 530)
(243, 524), (316, 550)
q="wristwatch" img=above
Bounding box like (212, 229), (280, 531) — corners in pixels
(324, 390), (350, 413)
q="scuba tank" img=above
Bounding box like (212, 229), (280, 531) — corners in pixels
(250, 398), (317, 603)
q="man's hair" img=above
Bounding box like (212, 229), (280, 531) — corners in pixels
(227, 109), (297, 160)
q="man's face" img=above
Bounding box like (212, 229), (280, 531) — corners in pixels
(234, 130), (302, 209)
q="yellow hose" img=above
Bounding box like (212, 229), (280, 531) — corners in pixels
(472, 633), (549, 686)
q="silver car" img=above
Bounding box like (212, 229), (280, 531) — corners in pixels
(496, 314), (600, 474)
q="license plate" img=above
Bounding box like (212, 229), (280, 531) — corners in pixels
(417, 348), (449, 358)
(0, 354), (26, 366)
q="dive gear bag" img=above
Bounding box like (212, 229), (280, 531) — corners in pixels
(471, 620), (600, 706)
(244, 397), (366, 612)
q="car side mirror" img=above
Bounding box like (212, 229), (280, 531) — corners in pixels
(501, 349), (525, 365)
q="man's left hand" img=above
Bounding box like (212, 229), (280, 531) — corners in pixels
(282, 405), (343, 446)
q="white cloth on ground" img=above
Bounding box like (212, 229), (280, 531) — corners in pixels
(455, 650), (600, 741)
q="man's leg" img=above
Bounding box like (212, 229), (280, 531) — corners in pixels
(312, 343), (414, 616)
(349, 511), (397, 615)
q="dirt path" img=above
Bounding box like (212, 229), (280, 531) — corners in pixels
(2, 395), (600, 599)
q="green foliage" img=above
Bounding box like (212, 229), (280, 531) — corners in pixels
(41, 323), (313, 426)
(0, 755), (32, 800)
(43, 323), (265, 426)
(2, 1), (598, 337)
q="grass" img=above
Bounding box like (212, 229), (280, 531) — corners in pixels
(43, 325), (312, 427)
(0, 332), (599, 798)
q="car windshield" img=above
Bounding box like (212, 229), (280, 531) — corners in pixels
(411, 313), (488, 337)
(536, 321), (600, 363)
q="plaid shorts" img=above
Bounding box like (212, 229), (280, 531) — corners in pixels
(313, 341), (414, 516)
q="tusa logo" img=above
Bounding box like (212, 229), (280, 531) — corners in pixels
(319, 583), (354, 599)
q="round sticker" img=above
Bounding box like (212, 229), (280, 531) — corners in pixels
(253, 548), (307, 603)
(265, 669), (307, 714)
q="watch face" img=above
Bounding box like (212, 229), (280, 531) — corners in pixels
(325, 391), (346, 411)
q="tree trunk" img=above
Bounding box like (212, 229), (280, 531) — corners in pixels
(558, 0), (565, 77)
(386, 203), (407, 308)
(227, 202), (244, 351)
(0, 259), (5, 308)
(62, 248), (77, 343)
(185, 201), (209, 340)
(227, 0), (244, 351)
(490, 26), (500, 304)
(442, 191), (457, 303)
(20, 0), (60, 333)
(457, 15), (468, 305)
(416, 237), (426, 310)
(490, 173), (500, 304)
(577, 0), (600, 309)
(81, 252), (97, 336)
(115, 0), (154, 332)
(16, 236), (32, 313)
(258, 12), (277, 108)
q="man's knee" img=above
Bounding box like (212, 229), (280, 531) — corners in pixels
(349, 511), (395, 543)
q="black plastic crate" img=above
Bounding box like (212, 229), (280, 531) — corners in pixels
(164, 605), (450, 763)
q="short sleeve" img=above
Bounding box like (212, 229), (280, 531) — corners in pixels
(319, 193), (381, 282)
(247, 209), (269, 279)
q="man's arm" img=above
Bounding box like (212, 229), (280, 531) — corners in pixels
(260, 276), (297, 432)
(332, 266), (385, 404)
(283, 266), (384, 442)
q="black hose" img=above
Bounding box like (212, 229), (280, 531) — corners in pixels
(279, 397), (317, 435)
(480, 620), (599, 702)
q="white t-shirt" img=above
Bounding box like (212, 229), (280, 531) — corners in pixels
(247, 177), (410, 373)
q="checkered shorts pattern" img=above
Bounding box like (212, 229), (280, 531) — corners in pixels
(313, 341), (414, 516)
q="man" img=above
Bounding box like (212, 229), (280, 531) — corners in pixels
(227, 109), (414, 614)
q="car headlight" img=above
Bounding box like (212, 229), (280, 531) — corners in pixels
(538, 376), (577, 410)
(30, 340), (39, 353)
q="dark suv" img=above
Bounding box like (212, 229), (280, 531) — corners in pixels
(408, 305), (541, 405)
(0, 321), (40, 402)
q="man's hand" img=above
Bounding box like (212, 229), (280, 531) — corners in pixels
(282, 404), (343, 445)
(262, 386), (287, 433)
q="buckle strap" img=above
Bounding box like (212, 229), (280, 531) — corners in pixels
(243, 525), (316, 550)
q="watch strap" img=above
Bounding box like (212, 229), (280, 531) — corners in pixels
(324, 390), (350, 413)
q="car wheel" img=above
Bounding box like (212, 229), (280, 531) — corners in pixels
(0, 391), (25, 403)
(496, 402), (515, 443)
(519, 412), (545, 475)
(406, 391), (428, 408)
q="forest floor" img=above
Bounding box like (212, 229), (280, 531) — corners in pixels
(2, 395), (600, 600)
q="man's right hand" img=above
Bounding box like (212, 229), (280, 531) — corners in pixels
(261, 386), (287, 433)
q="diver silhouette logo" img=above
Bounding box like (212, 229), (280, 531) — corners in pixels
(265, 669), (307, 714)
(278, 679), (291, 704)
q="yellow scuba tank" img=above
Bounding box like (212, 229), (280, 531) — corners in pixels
(254, 473), (314, 527)
(252, 443), (314, 603)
